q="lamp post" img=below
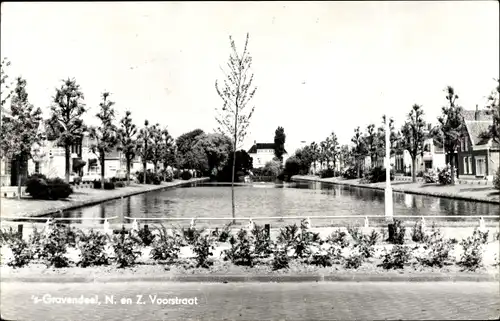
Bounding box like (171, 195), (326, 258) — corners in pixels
(384, 114), (394, 221)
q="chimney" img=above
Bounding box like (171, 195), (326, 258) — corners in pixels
(475, 104), (479, 121)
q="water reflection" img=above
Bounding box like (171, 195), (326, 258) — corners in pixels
(46, 181), (500, 222)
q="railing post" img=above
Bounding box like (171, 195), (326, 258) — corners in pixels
(131, 219), (139, 232)
(103, 218), (111, 235)
(306, 217), (312, 228)
(364, 217), (369, 228)
(421, 216), (426, 230)
(190, 218), (195, 229)
(44, 218), (52, 235)
(17, 224), (23, 239)
(248, 218), (255, 231)
(479, 216), (485, 232)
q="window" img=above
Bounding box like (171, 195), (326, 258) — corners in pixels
(464, 137), (468, 152)
(468, 157), (472, 175)
(35, 161), (40, 174)
(463, 157), (468, 174)
(476, 157), (486, 176)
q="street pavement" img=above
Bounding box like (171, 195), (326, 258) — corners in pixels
(1, 282), (499, 320)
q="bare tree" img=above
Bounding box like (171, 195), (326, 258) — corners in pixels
(215, 33), (257, 222)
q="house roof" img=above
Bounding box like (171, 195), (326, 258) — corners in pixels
(461, 109), (492, 121)
(464, 121), (494, 146)
(248, 143), (287, 154)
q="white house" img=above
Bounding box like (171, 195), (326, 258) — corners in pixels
(248, 141), (288, 168)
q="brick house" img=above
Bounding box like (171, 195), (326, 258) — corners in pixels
(457, 106), (499, 180)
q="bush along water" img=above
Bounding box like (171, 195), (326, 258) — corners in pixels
(223, 229), (256, 267)
(380, 245), (413, 270)
(112, 227), (140, 268)
(25, 175), (73, 200)
(39, 224), (72, 268)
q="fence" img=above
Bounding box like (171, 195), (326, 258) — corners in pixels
(1, 214), (497, 238)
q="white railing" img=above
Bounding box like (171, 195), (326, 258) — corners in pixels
(0, 216), (119, 221)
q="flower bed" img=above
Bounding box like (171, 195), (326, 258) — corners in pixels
(1, 220), (498, 277)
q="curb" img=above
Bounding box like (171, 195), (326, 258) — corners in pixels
(2, 273), (498, 283)
(292, 176), (500, 205)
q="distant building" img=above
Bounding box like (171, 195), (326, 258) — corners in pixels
(248, 141), (288, 168)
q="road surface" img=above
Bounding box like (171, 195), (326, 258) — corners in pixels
(1, 282), (498, 320)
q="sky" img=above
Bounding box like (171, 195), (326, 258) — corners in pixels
(1, 1), (499, 155)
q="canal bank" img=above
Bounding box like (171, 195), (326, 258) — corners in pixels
(0, 178), (209, 218)
(292, 175), (500, 205)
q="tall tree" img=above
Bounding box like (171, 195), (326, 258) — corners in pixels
(161, 127), (176, 178)
(195, 133), (232, 175)
(46, 78), (86, 183)
(351, 127), (367, 178)
(377, 115), (399, 161)
(117, 111), (137, 186)
(136, 120), (153, 184)
(327, 132), (340, 174)
(432, 86), (465, 185)
(215, 32), (257, 222)
(309, 141), (319, 174)
(364, 124), (378, 168)
(1, 57), (13, 113)
(481, 78), (500, 145)
(149, 124), (164, 175)
(274, 126), (286, 163)
(0, 77), (43, 198)
(339, 144), (352, 170)
(400, 104), (427, 183)
(89, 92), (118, 188)
(176, 128), (205, 170)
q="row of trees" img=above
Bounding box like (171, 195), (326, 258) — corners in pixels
(284, 81), (499, 186)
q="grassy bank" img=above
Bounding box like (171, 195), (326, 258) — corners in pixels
(292, 175), (500, 204)
(0, 178), (209, 218)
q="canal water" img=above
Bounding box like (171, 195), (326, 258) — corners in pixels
(52, 181), (499, 223)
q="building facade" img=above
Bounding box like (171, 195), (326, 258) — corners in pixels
(248, 141), (288, 168)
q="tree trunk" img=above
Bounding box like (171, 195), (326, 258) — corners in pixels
(450, 152), (456, 185)
(126, 159), (131, 186)
(357, 159), (361, 178)
(65, 145), (70, 183)
(100, 153), (105, 189)
(143, 162), (147, 184)
(16, 155), (21, 200)
(411, 156), (417, 183)
(333, 159), (337, 176)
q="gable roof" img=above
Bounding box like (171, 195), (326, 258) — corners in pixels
(464, 121), (493, 146)
(461, 109), (492, 121)
(248, 143), (287, 154)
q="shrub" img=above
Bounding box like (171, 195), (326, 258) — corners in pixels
(251, 223), (272, 258)
(93, 180), (114, 189)
(326, 229), (350, 249)
(458, 229), (488, 271)
(309, 250), (333, 267)
(272, 246), (290, 270)
(115, 181), (125, 188)
(347, 225), (363, 244)
(342, 166), (359, 179)
(26, 176), (73, 200)
(319, 168), (335, 178)
(365, 166), (395, 183)
(136, 171), (162, 185)
(112, 231), (139, 268)
(494, 166), (500, 191)
(380, 245), (412, 269)
(0, 226), (20, 247)
(40, 225), (71, 268)
(388, 219), (406, 245)
(277, 220), (321, 259)
(411, 220), (428, 243)
(223, 229), (255, 266)
(416, 171), (424, 178)
(181, 226), (206, 246)
(192, 233), (216, 268)
(150, 225), (182, 262)
(344, 248), (364, 269)
(77, 229), (110, 267)
(136, 225), (156, 246)
(437, 165), (454, 185)
(181, 171), (193, 180)
(422, 169), (438, 183)
(7, 237), (33, 268)
(417, 229), (455, 268)
(211, 224), (233, 243)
